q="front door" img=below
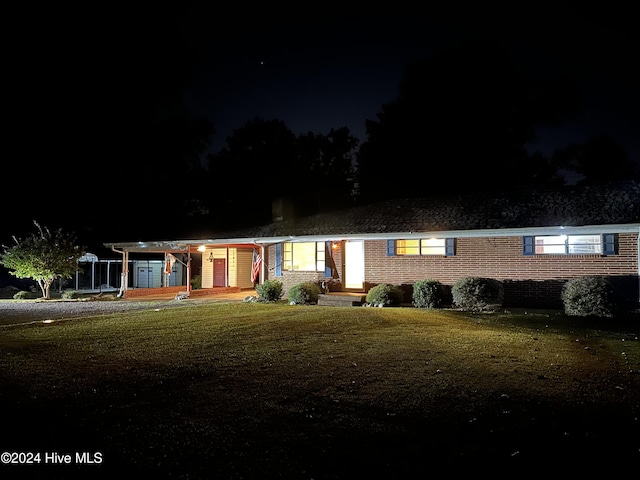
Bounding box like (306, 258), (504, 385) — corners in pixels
(344, 240), (364, 290)
(213, 258), (226, 287)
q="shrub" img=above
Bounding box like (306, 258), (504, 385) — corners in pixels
(62, 290), (81, 299)
(562, 276), (615, 317)
(287, 281), (322, 305)
(366, 283), (404, 307)
(255, 280), (283, 302)
(190, 275), (202, 290)
(412, 279), (446, 308)
(451, 276), (504, 312)
(13, 290), (36, 300)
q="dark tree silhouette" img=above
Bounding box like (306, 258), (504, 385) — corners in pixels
(204, 119), (359, 231)
(552, 135), (638, 185)
(296, 127), (359, 213)
(356, 40), (584, 203)
(206, 118), (298, 229)
(115, 108), (216, 241)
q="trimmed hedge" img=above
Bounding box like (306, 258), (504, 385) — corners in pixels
(561, 276), (616, 317)
(366, 283), (404, 307)
(288, 281), (322, 305)
(452, 276), (504, 312)
(256, 280), (283, 302)
(412, 279), (447, 308)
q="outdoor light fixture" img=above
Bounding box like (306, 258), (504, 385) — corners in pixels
(197, 245), (206, 252)
(331, 241), (340, 251)
(207, 252), (214, 262)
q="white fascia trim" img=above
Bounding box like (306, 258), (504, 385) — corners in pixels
(105, 223), (640, 251)
(254, 224), (640, 243)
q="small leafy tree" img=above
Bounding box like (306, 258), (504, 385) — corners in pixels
(0, 221), (85, 300)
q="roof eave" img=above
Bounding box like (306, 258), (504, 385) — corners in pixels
(104, 223), (640, 252)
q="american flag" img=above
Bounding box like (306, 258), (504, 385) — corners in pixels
(251, 250), (262, 283)
(165, 253), (178, 275)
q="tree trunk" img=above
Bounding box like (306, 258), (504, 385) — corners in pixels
(38, 279), (52, 300)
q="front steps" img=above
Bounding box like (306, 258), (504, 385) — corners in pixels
(317, 293), (367, 307)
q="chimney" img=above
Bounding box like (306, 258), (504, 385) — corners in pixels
(272, 197), (295, 222)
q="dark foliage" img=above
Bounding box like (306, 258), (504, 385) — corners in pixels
(561, 276), (616, 317)
(452, 276), (504, 312)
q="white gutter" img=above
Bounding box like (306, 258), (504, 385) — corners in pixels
(111, 245), (129, 297)
(250, 224), (640, 243)
(106, 223), (640, 250)
(260, 244), (265, 284)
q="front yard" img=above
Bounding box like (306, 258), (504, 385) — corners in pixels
(1, 302), (639, 478)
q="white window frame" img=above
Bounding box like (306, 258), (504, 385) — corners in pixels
(396, 238), (447, 256)
(282, 242), (326, 271)
(534, 234), (603, 255)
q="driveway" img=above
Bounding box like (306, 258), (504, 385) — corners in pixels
(0, 290), (255, 326)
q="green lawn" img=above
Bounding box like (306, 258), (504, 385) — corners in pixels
(1, 302), (639, 478)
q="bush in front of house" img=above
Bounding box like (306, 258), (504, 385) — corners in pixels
(561, 276), (616, 318)
(13, 290), (37, 300)
(62, 290), (81, 299)
(412, 279), (447, 308)
(256, 280), (284, 302)
(452, 276), (504, 312)
(287, 281), (322, 305)
(366, 283), (404, 307)
(191, 275), (202, 290)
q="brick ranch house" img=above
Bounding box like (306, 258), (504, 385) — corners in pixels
(105, 182), (640, 309)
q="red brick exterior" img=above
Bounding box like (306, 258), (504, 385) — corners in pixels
(123, 286), (241, 298)
(265, 233), (639, 308)
(364, 234), (638, 284)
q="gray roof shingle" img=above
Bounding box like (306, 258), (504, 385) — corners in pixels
(217, 182), (640, 239)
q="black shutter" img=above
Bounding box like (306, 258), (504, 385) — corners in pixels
(523, 236), (535, 256)
(602, 234), (617, 255)
(275, 243), (283, 276)
(324, 241), (332, 276)
(387, 240), (395, 256)
(445, 238), (455, 256)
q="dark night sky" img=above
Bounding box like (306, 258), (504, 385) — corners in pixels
(178, 7), (639, 160)
(2, 4), (639, 248)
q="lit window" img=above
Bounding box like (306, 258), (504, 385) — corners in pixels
(283, 242), (326, 271)
(534, 235), (567, 254)
(396, 239), (420, 255)
(532, 235), (603, 254)
(421, 238), (446, 255)
(395, 238), (448, 256)
(567, 235), (602, 254)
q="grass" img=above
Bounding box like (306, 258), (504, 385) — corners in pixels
(1, 302), (639, 479)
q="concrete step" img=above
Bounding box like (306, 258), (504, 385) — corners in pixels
(317, 293), (367, 307)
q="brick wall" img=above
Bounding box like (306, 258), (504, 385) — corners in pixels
(263, 245), (343, 296)
(364, 233), (638, 308)
(264, 233), (639, 308)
